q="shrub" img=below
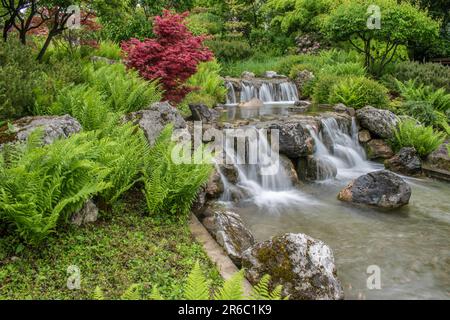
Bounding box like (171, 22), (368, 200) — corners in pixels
(396, 80), (450, 114)
(273, 55), (304, 75)
(100, 10), (153, 43)
(122, 10), (213, 104)
(84, 64), (162, 113)
(143, 125), (213, 216)
(402, 101), (449, 132)
(328, 76), (389, 109)
(221, 55), (285, 77)
(390, 120), (446, 158)
(95, 41), (122, 60)
(383, 61), (450, 93)
(206, 39), (252, 62)
(0, 123), (148, 244)
(312, 75), (341, 104)
(186, 12), (223, 36)
(0, 39), (44, 120)
(319, 62), (366, 77)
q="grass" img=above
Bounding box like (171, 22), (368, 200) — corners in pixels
(0, 190), (222, 300)
(221, 56), (285, 77)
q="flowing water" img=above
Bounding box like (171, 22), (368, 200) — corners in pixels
(218, 115), (450, 300)
(226, 80), (299, 104)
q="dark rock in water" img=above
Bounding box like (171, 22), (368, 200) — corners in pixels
(298, 156), (337, 181)
(123, 102), (186, 146)
(279, 155), (300, 185)
(338, 170), (412, 209)
(269, 121), (314, 158)
(189, 104), (220, 123)
(366, 139), (394, 159)
(425, 141), (450, 173)
(202, 202), (255, 267)
(356, 106), (399, 139)
(385, 148), (422, 176)
(242, 233), (344, 300)
(358, 130), (371, 144)
(71, 200), (99, 226)
(0, 115), (81, 148)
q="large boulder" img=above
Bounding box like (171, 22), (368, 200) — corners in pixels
(425, 141), (450, 173)
(242, 233), (344, 300)
(298, 156), (337, 181)
(123, 102), (186, 146)
(338, 170), (412, 209)
(0, 115), (81, 147)
(366, 139), (394, 160)
(268, 121), (314, 158)
(189, 104), (220, 123)
(385, 147), (422, 176)
(202, 203), (255, 267)
(356, 106), (399, 139)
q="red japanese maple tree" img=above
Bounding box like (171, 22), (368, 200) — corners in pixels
(121, 10), (213, 104)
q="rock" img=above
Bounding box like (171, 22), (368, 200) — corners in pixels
(189, 104), (220, 123)
(124, 102), (186, 146)
(263, 71), (278, 78)
(294, 100), (312, 108)
(358, 130), (371, 144)
(90, 56), (117, 65)
(241, 71), (255, 79)
(277, 155), (300, 185)
(269, 121), (314, 158)
(292, 70), (315, 99)
(239, 98), (263, 108)
(0, 115), (82, 147)
(425, 141), (450, 172)
(242, 233), (344, 300)
(385, 148), (422, 176)
(338, 170), (412, 209)
(356, 106), (399, 139)
(333, 104), (355, 117)
(71, 200), (99, 226)
(366, 139), (394, 159)
(202, 203), (255, 267)
(298, 156), (337, 181)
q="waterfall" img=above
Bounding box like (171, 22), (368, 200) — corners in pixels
(225, 80), (299, 104)
(311, 118), (375, 180)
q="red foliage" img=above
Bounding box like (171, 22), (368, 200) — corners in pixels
(121, 10), (213, 104)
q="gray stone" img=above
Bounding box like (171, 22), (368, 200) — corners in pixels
(298, 155), (337, 181)
(279, 155), (300, 185)
(263, 71), (278, 78)
(239, 98), (263, 108)
(356, 106), (399, 139)
(189, 104), (220, 123)
(358, 130), (371, 144)
(242, 233), (344, 300)
(0, 115), (82, 147)
(241, 71), (256, 79)
(269, 121), (314, 158)
(71, 200), (99, 226)
(292, 70), (315, 99)
(202, 203), (255, 267)
(338, 170), (412, 209)
(366, 139), (394, 160)
(385, 147), (422, 176)
(124, 102), (186, 146)
(425, 141), (450, 173)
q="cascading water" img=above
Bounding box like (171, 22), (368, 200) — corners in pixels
(225, 80), (299, 104)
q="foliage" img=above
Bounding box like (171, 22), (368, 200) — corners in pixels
(187, 11), (223, 36)
(0, 38), (44, 120)
(84, 63), (162, 113)
(143, 125), (213, 216)
(273, 55), (303, 76)
(328, 76), (389, 109)
(95, 41), (122, 60)
(206, 38), (253, 62)
(312, 74), (342, 105)
(99, 9), (154, 42)
(390, 120), (446, 158)
(221, 55), (286, 77)
(122, 10), (213, 104)
(323, 0), (440, 76)
(319, 62), (366, 77)
(396, 80), (450, 114)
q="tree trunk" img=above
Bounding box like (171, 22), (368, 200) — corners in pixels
(37, 31), (55, 61)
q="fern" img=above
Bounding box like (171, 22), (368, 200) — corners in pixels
(150, 286), (164, 300)
(93, 286), (105, 300)
(184, 261), (210, 300)
(397, 79), (450, 113)
(214, 270), (245, 300)
(250, 275), (285, 300)
(121, 284), (142, 300)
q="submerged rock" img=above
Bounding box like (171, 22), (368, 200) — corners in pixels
(356, 106), (399, 139)
(239, 98), (263, 108)
(71, 200), (99, 226)
(298, 156), (337, 181)
(202, 202), (255, 267)
(338, 170), (412, 209)
(124, 102), (186, 146)
(366, 139), (394, 159)
(385, 147), (422, 176)
(242, 233), (344, 300)
(189, 103), (220, 123)
(0, 115), (81, 147)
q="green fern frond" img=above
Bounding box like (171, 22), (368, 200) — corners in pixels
(150, 286), (165, 300)
(93, 286), (105, 300)
(184, 261), (210, 300)
(121, 284), (142, 300)
(214, 270), (245, 301)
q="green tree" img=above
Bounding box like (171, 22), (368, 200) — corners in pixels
(323, 0), (440, 76)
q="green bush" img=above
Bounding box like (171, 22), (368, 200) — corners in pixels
(390, 120), (446, 158)
(396, 80), (450, 114)
(382, 61), (450, 93)
(221, 55), (285, 77)
(187, 12), (223, 36)
(273, 55), (303, 75)
(95, 41), (122, 60)
(402, 100), (449, 132)
(328, 76), (389, 109)
(0, 39), (44, 120)
(312, 74), (341, 104)
(143, 125), (213, 216)
(319, 62), (366, 77)
(0, 123), (148, 244)
(206, 39), (253, 62)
